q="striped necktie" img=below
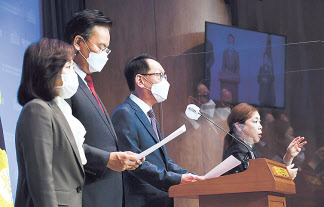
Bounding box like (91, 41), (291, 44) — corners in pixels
(147, 109), (160, 140)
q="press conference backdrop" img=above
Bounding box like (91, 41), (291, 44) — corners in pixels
(0, 0), (41, 200)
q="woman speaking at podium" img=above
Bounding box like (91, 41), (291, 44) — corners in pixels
(222, 103), (306, 179)
(15, 38), (85, 207)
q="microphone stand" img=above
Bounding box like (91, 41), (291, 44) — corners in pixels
(196, 110), (255, 170)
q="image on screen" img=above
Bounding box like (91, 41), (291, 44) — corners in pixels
(204, 22), (286, 108)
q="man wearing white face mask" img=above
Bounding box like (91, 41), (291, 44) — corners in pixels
(64, 10), (142, 207)
(111, 54), (204, 207)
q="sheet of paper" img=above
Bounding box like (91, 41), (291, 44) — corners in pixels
(204, 155), (241, 179)
(137, 125), (186, 159)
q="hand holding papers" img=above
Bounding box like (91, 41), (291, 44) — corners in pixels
(204, 155), (241, 179)
(137, 125), (186, 159)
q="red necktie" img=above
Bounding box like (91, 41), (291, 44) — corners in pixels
(84, 75), (106, 116)
(147, 109), (160, 141)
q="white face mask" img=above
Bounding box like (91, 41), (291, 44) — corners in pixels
(79, 38), (108, 73)
(142, 76), (170, 103)
(200, 99), (216, 117)
(56, 73), (79, 99)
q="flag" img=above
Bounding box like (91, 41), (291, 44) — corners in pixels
(0, 118), (14, 206)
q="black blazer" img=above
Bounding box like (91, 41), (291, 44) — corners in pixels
(223, 141), (263, 175)
(15, 99), (84, 207)
(67, 75), (122, 207)
(111, 97), (189, 207)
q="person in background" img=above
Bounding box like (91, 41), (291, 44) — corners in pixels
(307, 147), (324, 173)
(253, 109), (275, 154)
(15, 38), (84, 207)
(267, 119), (306, 169)
(111, 54), (204, 207)
(64, 10), (142, 207)
(188, 79), (231, 121)
(222, 103), (307, 179)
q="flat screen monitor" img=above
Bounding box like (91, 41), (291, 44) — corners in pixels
(204, 22), (286, 108)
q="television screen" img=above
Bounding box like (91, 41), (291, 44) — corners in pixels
(204, 22), (286, 108)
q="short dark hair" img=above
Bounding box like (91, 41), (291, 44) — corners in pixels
(18, 38), (74, 106)
(64, 9), (112, 44)
(198, 79), (210, 91)
(228, 33), (235, 43)
(124, 54), (155, 91)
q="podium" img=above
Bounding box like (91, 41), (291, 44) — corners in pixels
(169, 159), (296, 207)
(218, 71), (240, 103)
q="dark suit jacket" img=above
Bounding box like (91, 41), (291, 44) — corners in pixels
(66, 75), (122, 207)
(111, 97), (189, 207)
(15, 99), (84, 207)
(223, 141), (263, 175)
(221, 48), (240, 74)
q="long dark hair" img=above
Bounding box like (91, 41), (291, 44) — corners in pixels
(17, 38), (74, 106)
(224, 103), (258, 152)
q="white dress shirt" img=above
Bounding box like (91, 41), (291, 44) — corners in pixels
(129, 94), (152, 123)
(73, 62), (89, 89)
(54, 96), (87, 165)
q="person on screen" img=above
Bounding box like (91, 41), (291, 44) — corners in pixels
(258, 52), (276, 106)
(221, 33), (240, 74)
(64, 10), (142, 207)
(15, 38), (85, 206)
(111, 54), (204, 207)
(205, 39), (215, 81)
(222, 103), (307, 179)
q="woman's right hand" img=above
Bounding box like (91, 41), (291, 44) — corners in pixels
(287, 163), (298, 180)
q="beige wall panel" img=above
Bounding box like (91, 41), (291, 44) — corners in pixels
(154, 0), (229, 170)
(86, 0), (157, 113)
(153, 2), (229, 206)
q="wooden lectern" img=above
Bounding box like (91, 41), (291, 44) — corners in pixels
(169, 159), (296, 207)
(218, 71), (240, 103)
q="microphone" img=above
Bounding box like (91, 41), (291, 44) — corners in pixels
(185, 104), (255, 162)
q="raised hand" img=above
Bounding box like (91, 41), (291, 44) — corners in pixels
(283, 137), (307, 165)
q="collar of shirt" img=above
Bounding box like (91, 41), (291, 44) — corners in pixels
(73, 62), (88, 88)
(129, 94), (151, 122)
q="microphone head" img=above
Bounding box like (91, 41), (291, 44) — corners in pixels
(185, 104), (201, 120)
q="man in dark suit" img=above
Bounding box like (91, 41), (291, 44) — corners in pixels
(111, 54), (203, 207)
(64, 10), (142, 207)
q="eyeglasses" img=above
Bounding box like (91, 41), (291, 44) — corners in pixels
(141, 73), (167, 80)
(87, 38), (111, 55)
(197, 92), (210, 97)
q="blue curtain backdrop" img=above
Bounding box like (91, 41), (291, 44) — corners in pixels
(0, 0), (42, 200)
(0, 0), (84, 200)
